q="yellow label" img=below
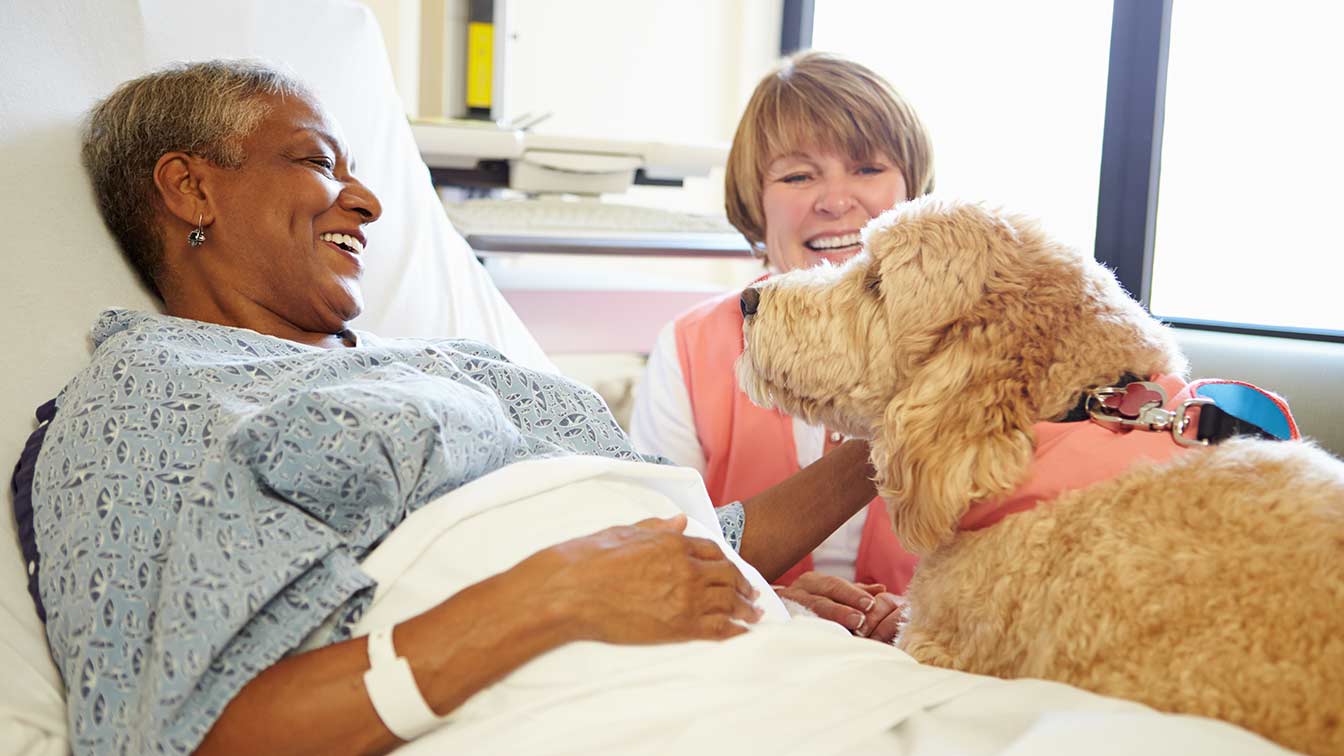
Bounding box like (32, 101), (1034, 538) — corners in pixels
(466, 22), (493, 109)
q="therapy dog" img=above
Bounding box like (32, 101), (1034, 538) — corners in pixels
(736, 196), (1344, 755)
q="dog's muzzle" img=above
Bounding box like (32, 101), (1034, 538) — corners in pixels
(740, 286), (761, 318)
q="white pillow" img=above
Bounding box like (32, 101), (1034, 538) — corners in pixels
(1, 1), (153, 752)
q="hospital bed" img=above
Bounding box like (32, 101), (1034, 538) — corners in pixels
(0, 2), (1296, 754)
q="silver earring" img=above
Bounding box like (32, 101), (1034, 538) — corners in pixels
(187, 215), (206, 247)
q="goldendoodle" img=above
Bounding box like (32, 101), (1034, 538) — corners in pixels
(737, 196), (1344, 755)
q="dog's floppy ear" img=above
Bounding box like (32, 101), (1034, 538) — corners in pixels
(863, 198), (1046, 554)
(871, 326), (1037, 556)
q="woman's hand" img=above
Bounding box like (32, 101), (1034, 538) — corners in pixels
(526, 514), (764, 644)
(199, 514), (761, 756)
(775, 572), (905, 643)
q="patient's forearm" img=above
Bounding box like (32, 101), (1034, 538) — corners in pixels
(737, 439), (878, 582)
(195, 568), (574, 756)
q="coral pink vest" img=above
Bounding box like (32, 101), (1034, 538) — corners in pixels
(673, 288), (919, 591)
(959, 374), (1300, 531)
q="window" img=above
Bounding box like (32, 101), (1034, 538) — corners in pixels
(1149, 1), (1343, 333)
(811, 1), (1113, 255)
(803, 0), (1342, 340)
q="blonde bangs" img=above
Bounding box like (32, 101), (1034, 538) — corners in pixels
(756, 82), (890, 179)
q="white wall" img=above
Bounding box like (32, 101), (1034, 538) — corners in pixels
(356, 0), (422, 115)
(407, 0), (789, 298)
(371, 0), (783, 217)
(496, 0), (784, 294)
(370, 0), (783, 141)
(501, 0), (778, 144)
(503, 0), (781, 220)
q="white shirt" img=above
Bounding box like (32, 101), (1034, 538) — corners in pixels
(630, 323), (865, 579)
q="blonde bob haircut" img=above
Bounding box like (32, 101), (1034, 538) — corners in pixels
(725, 51), (935, 250)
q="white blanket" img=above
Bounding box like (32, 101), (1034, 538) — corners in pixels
(352, 458), (1288, 756)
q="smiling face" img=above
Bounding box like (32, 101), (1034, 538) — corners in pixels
(167, 93), (382, 341)
(760, 148), (908, 273)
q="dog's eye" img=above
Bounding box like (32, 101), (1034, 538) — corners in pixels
(864, 273), (881, 294)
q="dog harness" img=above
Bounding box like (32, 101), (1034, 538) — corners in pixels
(959, 375), (1300, 531)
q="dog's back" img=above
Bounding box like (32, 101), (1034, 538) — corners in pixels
(899, 436), (1344, 755)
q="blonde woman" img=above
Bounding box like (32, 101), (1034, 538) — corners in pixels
(632, 51), (935, 642)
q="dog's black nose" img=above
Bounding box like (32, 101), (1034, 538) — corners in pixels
(740, 287), (761, 318)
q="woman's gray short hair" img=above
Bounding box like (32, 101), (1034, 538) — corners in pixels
(81, 59), (314, 297)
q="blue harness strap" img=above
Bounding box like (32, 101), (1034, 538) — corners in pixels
(1190, 380), (1299, 442)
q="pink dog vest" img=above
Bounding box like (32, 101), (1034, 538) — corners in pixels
(960, 375), (1301, 531)
(674, 288), (919, 591)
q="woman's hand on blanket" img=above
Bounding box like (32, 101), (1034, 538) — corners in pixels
(774, 573), (906, 643)
(854, 584), (905, 643)
(528, 513), (764, 644)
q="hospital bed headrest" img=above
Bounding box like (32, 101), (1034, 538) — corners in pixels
(0, 2), (547, 751)
(1, 5), (148, 750)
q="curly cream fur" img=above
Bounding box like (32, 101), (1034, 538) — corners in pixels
(739, 196), (1344, 754)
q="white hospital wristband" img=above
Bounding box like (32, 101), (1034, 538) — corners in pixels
(363, 625), (448, 740)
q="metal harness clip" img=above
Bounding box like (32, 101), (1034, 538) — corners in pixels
(1085, 381), (1214, 447)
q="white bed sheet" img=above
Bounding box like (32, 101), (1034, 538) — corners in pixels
(351, 457), (1290, 756)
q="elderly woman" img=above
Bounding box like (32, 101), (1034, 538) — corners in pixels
(24, 60), (886, 755)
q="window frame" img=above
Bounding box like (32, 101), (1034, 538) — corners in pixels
(780, 0), (814, 55)
(786, 0), (1343, 343)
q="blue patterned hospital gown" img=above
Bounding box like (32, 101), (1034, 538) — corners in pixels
(32, 309), (661, 754)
